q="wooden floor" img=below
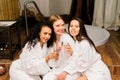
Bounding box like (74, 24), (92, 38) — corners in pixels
(0, 26), (120, 80)
(96, 30), (120, 80)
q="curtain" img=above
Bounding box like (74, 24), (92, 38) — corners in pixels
(92, 0), (120, 30)
(70, 0), (95, 24)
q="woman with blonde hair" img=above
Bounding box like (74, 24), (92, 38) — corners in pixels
(43, 14), (74, 80)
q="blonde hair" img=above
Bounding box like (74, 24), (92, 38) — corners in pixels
(49, 14), (64, 25)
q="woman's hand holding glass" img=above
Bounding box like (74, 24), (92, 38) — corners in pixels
(64, 43), (73, 56)
(53, 42), (63, 61)
(45, 51), (59, 63)
(54, 42), (63, 53)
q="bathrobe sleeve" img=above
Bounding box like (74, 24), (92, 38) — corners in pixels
(63, 40), (100, 74)
(19, 42), (51, 75)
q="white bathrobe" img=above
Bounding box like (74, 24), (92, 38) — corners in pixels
(43, 33), (75, 80)
(9, 42), (51, 80)
(63, 39), (112, 80)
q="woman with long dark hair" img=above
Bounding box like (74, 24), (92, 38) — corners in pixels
(9, 22), (58, 80)
(56, 17), (111, 80)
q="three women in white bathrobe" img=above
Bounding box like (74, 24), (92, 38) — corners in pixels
(43, 17), (112, 80)
(9, 22), (58, 80)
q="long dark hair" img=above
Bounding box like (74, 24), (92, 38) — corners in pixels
(23, 22), (55, 50)
(68, 17), (96, 47)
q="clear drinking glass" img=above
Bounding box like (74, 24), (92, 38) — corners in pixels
(54, 41), (63, 53)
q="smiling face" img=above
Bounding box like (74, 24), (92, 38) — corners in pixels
(39, 26), (52, 46)
(69, 20), (80, 40)
(53, 19), (65, 36)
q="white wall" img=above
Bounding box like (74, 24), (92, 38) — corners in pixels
(19, 0), (72, 17)
(49, 0), (72, 16)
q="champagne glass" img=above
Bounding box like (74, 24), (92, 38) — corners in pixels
(54, 41), (63, 53)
